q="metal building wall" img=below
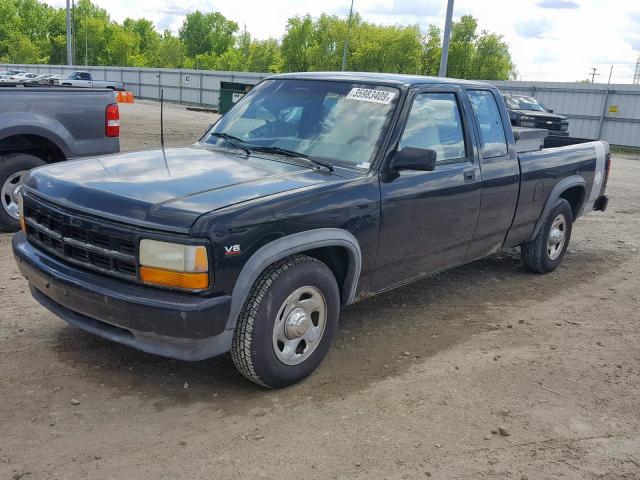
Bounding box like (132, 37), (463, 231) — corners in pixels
(492, 80), (640, 147)
(2, 64), (639, 147)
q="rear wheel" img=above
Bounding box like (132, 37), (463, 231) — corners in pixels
(231, 255), (340, 388)
(521, 198), (573, 273)
(0, 153), (46, 232)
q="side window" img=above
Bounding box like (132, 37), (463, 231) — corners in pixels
(398, 92), (467, 163)
(467, 90), (508, 158)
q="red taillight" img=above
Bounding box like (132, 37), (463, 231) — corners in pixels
(105, 103), (120, 137)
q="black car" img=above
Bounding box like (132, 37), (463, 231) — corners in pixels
(14, 73), (609, 388)
(503, 94), (569, 136)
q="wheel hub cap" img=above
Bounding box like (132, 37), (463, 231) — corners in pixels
(272, 286), (327, 365)
(1, 170), (27, 220)
(547, 214), (566, 260)
(284, 308), (311, 339)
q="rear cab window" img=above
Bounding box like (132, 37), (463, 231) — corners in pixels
(467, 90), (508, 158)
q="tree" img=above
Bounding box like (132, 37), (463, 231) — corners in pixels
(281, 15), (313, 72)
(421, 25), (441, 76)
(420, 15), (515, 80)
(0, 1), (516, 80)
(109, 26), (141, 66)
(179, 10), (238, 58)
(469, 31), (514, 80)
(5, 32), (40, 62)
(124, 18), (159, 66)
(156, 30), (185, 68)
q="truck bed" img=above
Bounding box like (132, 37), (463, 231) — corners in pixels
(506, 139), (608, 247)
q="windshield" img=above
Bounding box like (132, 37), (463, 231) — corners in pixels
(202, 79), (400, 169)
(505, 96), (547, 112)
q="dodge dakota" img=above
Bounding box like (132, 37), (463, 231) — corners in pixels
(13, 72), (610, 388)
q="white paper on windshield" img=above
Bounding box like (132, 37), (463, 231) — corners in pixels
(346, 88), (396, 105)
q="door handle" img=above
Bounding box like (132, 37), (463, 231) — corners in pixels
(463, 169), (475, 183)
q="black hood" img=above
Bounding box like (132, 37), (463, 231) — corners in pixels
(511, 109), (567, 120)
(23, 146), (341, 232)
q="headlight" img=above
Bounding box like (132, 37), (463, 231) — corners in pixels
(18, 191), (25, 233)
(139, 239), (209, 290)
(520, 121), (536, 128)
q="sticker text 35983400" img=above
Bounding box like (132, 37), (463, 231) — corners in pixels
(346, 88), (396, 105)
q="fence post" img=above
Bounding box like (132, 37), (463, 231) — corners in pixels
(596, 87), (610, 140)
(199, 73), (203, 106)
(179, 69), (182, 104)
(158, 70), (161, 100)
(138, 68), (141, 98)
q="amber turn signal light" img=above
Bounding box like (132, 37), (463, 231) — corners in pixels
(139, 267), (209, 290)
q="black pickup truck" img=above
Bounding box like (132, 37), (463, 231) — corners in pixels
(13, 73), (610, 388)
(503, 94), (569, 136)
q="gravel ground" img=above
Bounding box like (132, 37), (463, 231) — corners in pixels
(1, 101), (639, 480)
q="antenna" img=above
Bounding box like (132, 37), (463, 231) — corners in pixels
(160, 88), (165, 149)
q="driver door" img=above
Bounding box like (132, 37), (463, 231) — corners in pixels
(372, 87), (482, 292)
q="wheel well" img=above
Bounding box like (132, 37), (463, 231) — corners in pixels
(559, 185), (585, 218)
(0, 134), (65, 163)
(304, 246), (350, 303)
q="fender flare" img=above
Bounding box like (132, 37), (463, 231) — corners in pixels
(529, 175), (585, 241)
(225, 228), (362, 330)
(0, 116), (73, 159)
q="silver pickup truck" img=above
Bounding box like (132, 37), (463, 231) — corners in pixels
(51, 71), (124, 90)
(0, 85), (120, 231)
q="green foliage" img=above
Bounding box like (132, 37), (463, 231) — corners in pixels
(179, 11), (238, 57)
(0, 0), (515, 81)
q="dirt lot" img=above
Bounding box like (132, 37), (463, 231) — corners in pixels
(1, 101), (639, 480)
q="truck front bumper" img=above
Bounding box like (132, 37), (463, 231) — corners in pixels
(13, 232), (233, 361)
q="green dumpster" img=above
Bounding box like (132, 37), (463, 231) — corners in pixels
(219, 81), (255, 114)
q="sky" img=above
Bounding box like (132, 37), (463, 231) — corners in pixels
(43, 0), (640, 84)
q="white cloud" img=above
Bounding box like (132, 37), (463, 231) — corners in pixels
(42, 0), (640, 83)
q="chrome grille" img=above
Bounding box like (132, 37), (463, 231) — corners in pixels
(23, 196), (137, 280)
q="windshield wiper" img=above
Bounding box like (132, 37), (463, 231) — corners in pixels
(248, 146), (334, 171)
(208, 132), (251, 155)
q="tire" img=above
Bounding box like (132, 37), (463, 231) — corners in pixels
(521, 198), (573, 273)
(231, 254), (340, 388)
(0, 153), (46, 232)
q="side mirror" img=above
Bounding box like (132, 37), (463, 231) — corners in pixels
(548, 108), (554, 113)
(391, 147), (437, 172)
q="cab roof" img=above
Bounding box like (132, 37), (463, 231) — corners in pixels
(269, 71), (495, 89)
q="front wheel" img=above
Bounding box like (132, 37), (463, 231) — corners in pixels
(521, 198), (573, 273)
(231, 255), (340, 388)
(0, 153), (46, 232)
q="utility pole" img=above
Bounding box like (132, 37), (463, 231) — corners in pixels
(589, 67), (599, 83)
(438, 0), (455, 77)
(65, 0), (72, 65)
(341, 0), (354, 72)
(72, 0), (76, 64)
(85, 19), (88, 66)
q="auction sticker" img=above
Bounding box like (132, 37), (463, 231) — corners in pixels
(346, 88), (396, 105)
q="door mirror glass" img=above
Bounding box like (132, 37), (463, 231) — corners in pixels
(391, 147), (437, 171)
